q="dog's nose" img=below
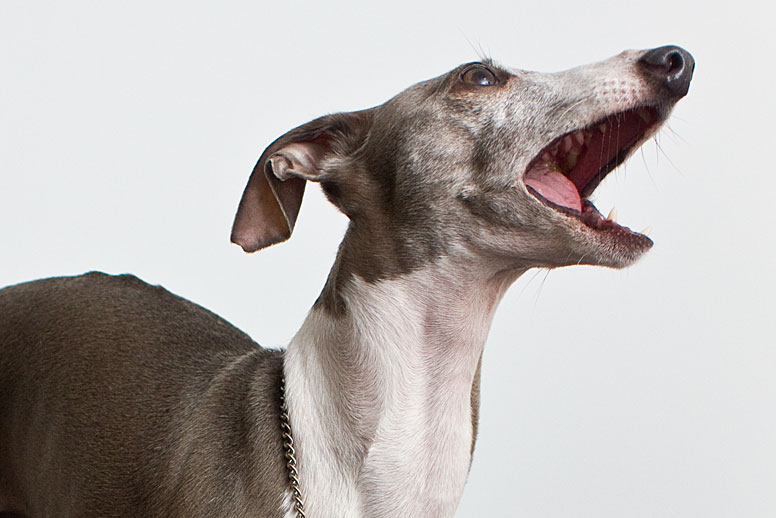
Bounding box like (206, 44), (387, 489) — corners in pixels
(639, 45), (694, 97)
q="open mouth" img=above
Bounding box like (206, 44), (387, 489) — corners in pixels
(524, 107), (660, 239)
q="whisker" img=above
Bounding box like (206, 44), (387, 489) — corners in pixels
(518, 268), (546, 297)
(516, 268), (553, 310)
(662, 122), (688, 145)
(533, 268), (552, 308)
(615, 114), (622, 185)
(459, 30), (489, 62)
(640, 143), (658, 189)
(653, 131), (683, 176)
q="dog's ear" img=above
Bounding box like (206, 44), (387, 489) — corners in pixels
(231, 109), (373, 252)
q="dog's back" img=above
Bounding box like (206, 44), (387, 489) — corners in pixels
(0, 272), (286, 517)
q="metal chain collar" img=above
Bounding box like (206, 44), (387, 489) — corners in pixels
(280, 376), (306, 518)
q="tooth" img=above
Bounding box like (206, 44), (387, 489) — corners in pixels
(562, 135), (573, 153)
(640, 226), (652, 235)
(637, 107), (652, 123)
(606, 207), (618, 222)
(584, 131), (592, 145)
(565, 149), (580, 169)
(573, 131), (585, 146)
(599, 123), (607, 133)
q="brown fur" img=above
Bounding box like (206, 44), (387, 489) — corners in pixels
(0, 273), (286, 517)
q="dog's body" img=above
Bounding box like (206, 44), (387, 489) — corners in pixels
(0, 46), (692, 517)
(0, 273), (286, 517)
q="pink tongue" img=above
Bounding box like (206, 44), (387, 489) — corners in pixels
(524, 166), (582, 212)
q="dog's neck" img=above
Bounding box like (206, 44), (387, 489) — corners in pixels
(283, 252), (522, 518)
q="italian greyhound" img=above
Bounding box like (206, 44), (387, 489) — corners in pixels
(0, 45), (693, 517)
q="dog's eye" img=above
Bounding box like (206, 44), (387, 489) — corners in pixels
(461, 65), (498, 86)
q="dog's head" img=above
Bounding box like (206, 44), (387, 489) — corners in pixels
(232, 46), (693, 277)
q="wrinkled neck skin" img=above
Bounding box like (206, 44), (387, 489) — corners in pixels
(283, 242), (524, 518)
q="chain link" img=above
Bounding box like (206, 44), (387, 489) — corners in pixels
(280, 376), (306, 518)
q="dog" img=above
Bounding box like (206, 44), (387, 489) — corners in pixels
(0, 45), (693, 517)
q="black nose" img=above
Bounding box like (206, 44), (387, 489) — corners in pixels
(639, 45), (695, 97)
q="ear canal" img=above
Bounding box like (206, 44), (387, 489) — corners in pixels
(231, 109), (373, 253)
(268, 141), (331, 181)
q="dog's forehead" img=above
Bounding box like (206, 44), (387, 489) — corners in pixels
(363, 62), (547, 170)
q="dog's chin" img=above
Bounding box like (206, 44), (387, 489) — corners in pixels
(506, 222), (652, 271)
(568, 226), (653, 269)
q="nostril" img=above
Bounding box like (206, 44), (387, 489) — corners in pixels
(666, 50), (685, 74)
(640, 46), (685, 73)
(639, 45), (695, 97)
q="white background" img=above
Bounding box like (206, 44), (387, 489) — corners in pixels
(1, 1), (774, 516)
